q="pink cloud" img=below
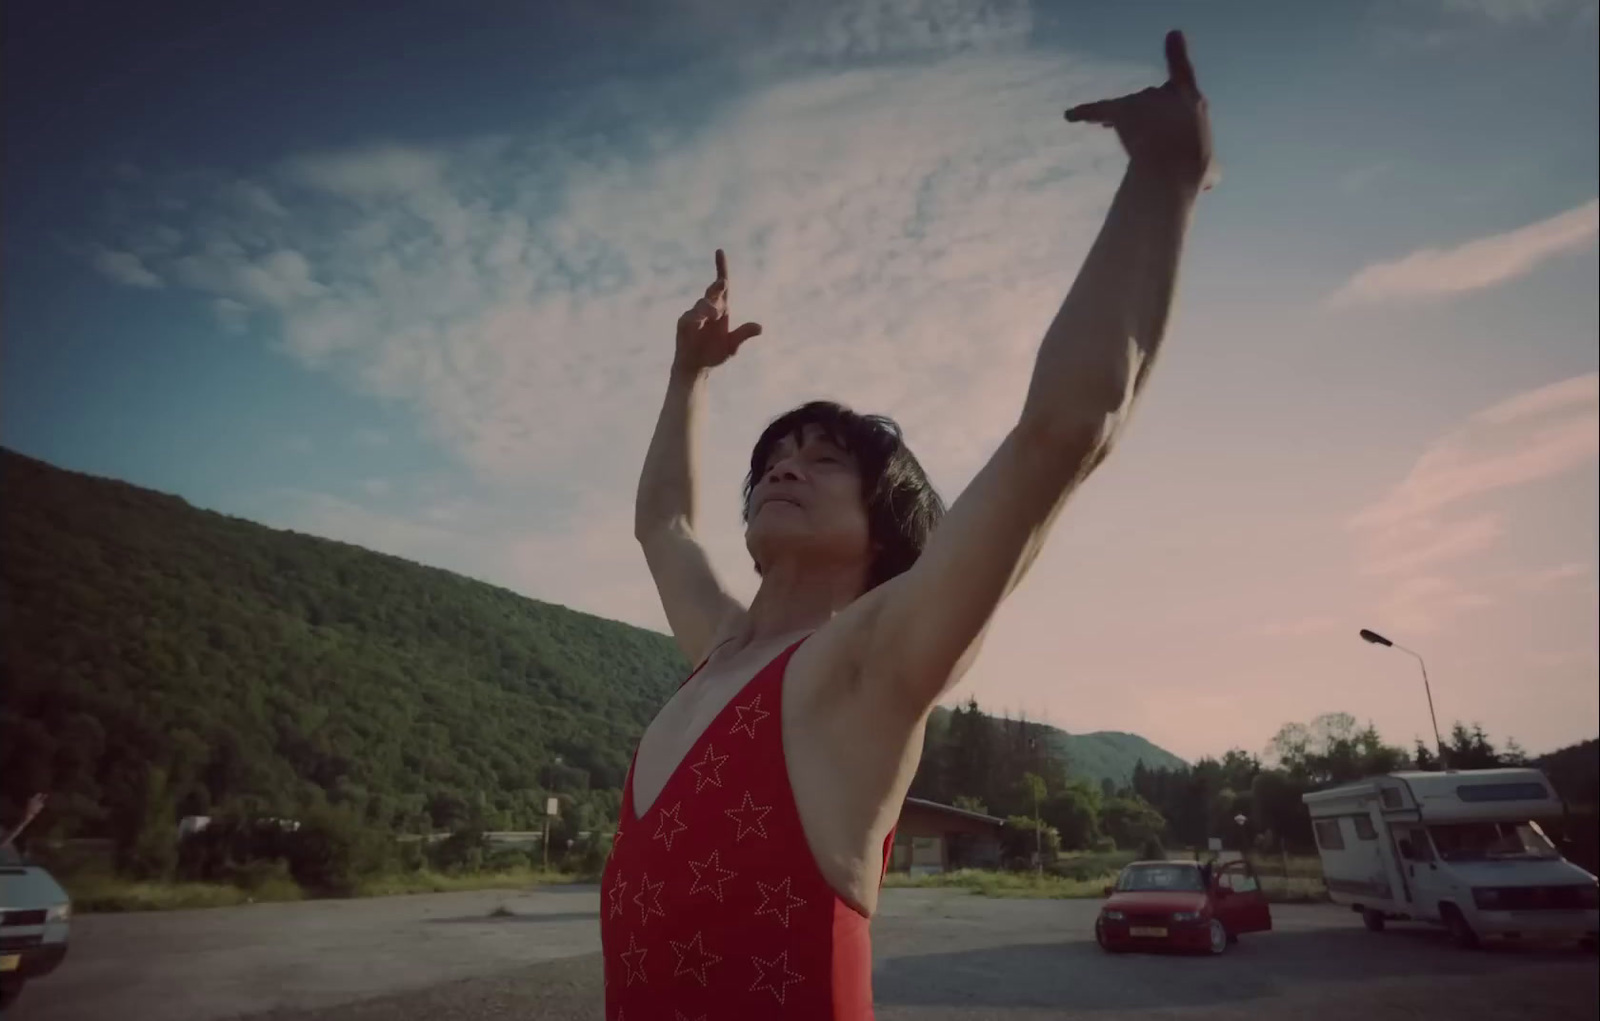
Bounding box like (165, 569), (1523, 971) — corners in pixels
(1475, 370), (1598, 426)
(1352, 374), (1598, 530)
(1327, 198), (1598, 307)
(1351, 371), (1598, 634)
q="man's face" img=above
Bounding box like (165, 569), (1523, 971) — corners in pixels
(745, 423), (871, 576)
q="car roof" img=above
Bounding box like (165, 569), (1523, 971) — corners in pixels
(1123, 860), (1201, 869)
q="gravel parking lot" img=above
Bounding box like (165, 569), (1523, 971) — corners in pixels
(13, 886), (1597, 1021)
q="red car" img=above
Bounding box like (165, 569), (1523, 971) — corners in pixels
(1095, 859), (1273, 955)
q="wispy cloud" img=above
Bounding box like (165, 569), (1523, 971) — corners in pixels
(91, 246), (163, 288)
(1359, 513), (1504, 577)
(1337, 162), (1394, 195)
(360, 478), (392, 498)
(1252, 615), (1342, 638)
(1350, 371), (1599, 632)
(1327, 198), (1598, 307)
(351, 428), (390, 447)
(1514, 561), (1592, 591)
(92, 5), (1145, 622)
(1352, 372), (1599, 529)
(1374, 575), (1495, 633)
(1435, 0), (1597, 23)
(212, 298), (250, 333)
(1475, 371), (1599, 426)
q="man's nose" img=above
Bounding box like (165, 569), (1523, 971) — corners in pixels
(766, 457), (803, 483)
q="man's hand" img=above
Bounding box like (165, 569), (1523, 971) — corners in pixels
(1066, 30), (1212, 189)
(24, 793), (47, 820)
(675, 250), (763, 373)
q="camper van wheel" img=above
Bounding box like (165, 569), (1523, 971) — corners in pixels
(1440, 904), (1479, 950)
(1362, 909), (1386, 932)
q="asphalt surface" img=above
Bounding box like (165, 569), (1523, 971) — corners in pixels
(11, 886), (1597, 1021)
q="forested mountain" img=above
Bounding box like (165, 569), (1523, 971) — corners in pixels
(0, 447), (687, 850)
(1049, 729), (1187, 787)
(0, 448), (1190, 861)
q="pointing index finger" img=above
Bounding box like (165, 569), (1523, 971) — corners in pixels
(1165, 29), (1197, 92)
(715, 249), (729, 284)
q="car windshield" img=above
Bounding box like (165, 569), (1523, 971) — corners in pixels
(1116, 864), (1205, 892)
(1428, 820), (1559, 862)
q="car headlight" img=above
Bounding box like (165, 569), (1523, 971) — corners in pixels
(1471, 888), (1502, 910)
(1171, 911), (1202, 923)
(1103, 910), (1125, 921)
(47, 903), (71, 922)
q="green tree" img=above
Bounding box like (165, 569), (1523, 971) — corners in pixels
(1100, 795), (1165, 851)
(1041, 781), (1102, 851)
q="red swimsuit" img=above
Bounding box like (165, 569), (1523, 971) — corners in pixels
(600, 638), (892, 1020)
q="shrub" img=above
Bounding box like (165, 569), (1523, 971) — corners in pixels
(430, 826), (489, 874)
(1000, 816), (1061, 869)
(284, 807), (389, 896)
(1138, 836), (1167, 861)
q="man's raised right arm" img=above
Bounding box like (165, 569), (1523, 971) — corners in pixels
(634, 251), (762, 665)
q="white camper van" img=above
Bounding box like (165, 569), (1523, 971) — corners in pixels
(1303, 768), (1598, 949)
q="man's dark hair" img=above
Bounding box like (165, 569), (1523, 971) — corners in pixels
(742, 400), (944, 591)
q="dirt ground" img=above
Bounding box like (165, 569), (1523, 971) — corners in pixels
(13, 885), (1597, 1021)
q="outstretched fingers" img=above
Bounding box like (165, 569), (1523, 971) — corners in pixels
(728, 321), (763, 348)
(706, 249), (732, 302)
(1064, 98), (1117, 124)
(1164, 29), (1198, 93)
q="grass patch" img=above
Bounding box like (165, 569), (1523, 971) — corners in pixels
(886, 860), (1331, 905)
(1261, 875), (1329, 903)
(63, 867), (587, 913)
(65, 875), (304, 913)
(884, 868), (1116, 899)
(354, 867), (579, 898)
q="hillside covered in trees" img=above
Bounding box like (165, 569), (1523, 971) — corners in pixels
(0, 449), (1187, 866)
(0, 447), (689, 859)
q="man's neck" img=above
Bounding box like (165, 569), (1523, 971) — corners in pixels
(739, 560), (865, 647)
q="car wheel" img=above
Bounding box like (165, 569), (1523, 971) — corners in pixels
(1362, 909), (1386, 932)
(1208, 918), (1229, 955)
(1440, 905), (1480, 950)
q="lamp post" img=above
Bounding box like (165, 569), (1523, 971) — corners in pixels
(1233, 812), (1249, 874)
(1359, 628), (1445, 765)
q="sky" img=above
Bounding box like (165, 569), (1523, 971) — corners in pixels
(4, 0), (1596, 764)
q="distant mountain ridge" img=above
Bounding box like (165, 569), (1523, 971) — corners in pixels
(1049, 729), (1188, 786)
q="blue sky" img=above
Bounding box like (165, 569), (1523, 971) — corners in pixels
(4, 0), (1596, 761)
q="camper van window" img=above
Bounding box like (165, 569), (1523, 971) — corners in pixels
(1352, 815), (1378, 841)
(1455, 782), (1549, 803)
(1428, 821), (1559, 862)
(1314, 819), (1345, 851)
(1379, 787), (1403, 809)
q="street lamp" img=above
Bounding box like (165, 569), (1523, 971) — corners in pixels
(1359, 628), (1445, 765)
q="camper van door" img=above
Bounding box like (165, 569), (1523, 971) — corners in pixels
(1392, 822), (1445, 919)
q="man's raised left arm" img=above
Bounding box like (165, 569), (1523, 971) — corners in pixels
(856, 31), (1213, 714)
